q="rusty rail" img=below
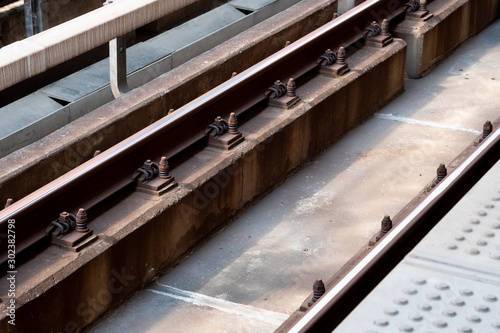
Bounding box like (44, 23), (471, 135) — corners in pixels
(287, 126), (500, 332)
(0, 0), (411, 265)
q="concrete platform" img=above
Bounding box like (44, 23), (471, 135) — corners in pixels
(86, 19), (500, 333)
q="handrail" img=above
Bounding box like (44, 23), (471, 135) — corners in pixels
(0, 0), (198, 91)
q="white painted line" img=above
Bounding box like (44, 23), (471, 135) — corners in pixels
(146, 282), (289, 326)
(375, 113), (481, 134)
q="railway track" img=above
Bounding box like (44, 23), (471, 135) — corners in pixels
(287, 125), (500, 332)
(0, 0), (410, 266)
(0, 0), (499, 331)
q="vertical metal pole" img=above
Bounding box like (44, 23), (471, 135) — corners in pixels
(24, 0), (43, 37)
(109, 35), (130, 98)
(24, 0), (34, 37)
(34, 0), (43, 34)
(105, 0), (130, 98)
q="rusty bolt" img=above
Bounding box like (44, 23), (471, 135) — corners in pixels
(59, 212), (70, 222)
(93, 150), (101, 157)
(286, 78), (297, 97)
(376, 215), (393, 241)
(228, 113), (239, 135)
(436, 163), (447, 182)
(308, 279), (325, 306)
(381, 215), (392, 235)
(231, 72), (238, 78)
(337, 47), (346, 65)
(159, 156), (172, 180)
(332, 12), (338, 20)
(381, 19), (390, 36)
(265, 80), (287, 99)
(168, 108), (175, 115)
(137, 159), (159, 181)
(4, 198), (13, 208)
(420, 0), (428, 10)
(76, 208), (89, 233)
(214, 116), (224, 127)
(482, 120), (493, 140)
(317, 49), (336, 67)
(284, 41), (291, 48)
(143, 159), (153, 171)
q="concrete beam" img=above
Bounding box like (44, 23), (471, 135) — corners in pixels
(394, 0), (500, 78)
(0, 0), (200, 91)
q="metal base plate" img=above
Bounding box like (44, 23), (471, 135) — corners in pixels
(268, 95), (300, 109)
(136, 177), (178, 196)
(365, 35), (393, 48)
(51, 230), (97, 251)
(320, 63), (350, 77)
(406, 10), (433, 21)
(208, 132), (245, 150)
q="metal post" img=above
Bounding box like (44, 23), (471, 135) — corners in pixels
(104, 0), (129, 98)
(109, 35), (130, 98)
(24, 0), (43, 37)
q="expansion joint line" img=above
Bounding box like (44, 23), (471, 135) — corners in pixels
(375, 113), (481, 134)
(146, 282), (289, 326)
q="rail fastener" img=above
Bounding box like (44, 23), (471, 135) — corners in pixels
(364, 19), (393, 48)
(436, 163), (447, 183)
(206, 114), (245, 150)
(133, 158), (177, 196)
(266, 78), (300, 109)
(480, 120), (493, 143)
(319, 46), (350, 78)
(405, 0), (433, 21)
(45, 209), (97, 251)
(308, 279), (326, 307)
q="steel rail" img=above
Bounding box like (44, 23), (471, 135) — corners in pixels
(0, 0), (410, 265)
(287, 127), (500, 333)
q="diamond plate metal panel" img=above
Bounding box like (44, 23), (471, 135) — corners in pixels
(409, 160), (500, 276)
(332, 262), (500, 332)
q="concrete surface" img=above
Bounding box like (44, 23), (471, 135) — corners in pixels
(88, 19), (500, 333)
